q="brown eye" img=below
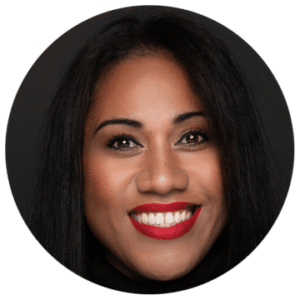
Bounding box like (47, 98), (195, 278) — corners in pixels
(113, 139), (136, 149)
(107, 134), (143, 151)
(176, 130), (207, 146)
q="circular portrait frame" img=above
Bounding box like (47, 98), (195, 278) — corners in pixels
(3, 2), (297, 298)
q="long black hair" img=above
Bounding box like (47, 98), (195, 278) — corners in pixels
(30, 11), (281, 284)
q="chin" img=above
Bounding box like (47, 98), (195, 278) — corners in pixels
(132, 254), (199, 282)
(145, 270), (190, 281)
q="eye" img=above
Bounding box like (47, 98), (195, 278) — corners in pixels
(107, 134), (142, 151)
(176, 130), (207, 147)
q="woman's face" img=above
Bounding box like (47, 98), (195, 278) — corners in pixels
(83, 52), (227, 281)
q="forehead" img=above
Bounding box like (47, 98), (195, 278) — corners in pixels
(90, 53), (202, 124)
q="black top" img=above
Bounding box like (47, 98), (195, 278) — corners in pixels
(86, 230), (229, 294)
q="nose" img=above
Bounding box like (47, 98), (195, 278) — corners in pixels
(136, 149), (189, 195)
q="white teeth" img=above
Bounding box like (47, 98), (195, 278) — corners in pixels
(155, 213), (164, 226)
(149, 213), (155, 224)
(165, 212), (174, 226)
(137, 214), (143, 223)
(174, 211), (180, 223)
(131, 207), (195, 228)
(142, 213), (148, 224)
(181, 210), (186, 222)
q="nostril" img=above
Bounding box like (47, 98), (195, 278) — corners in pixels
(136, 166), (189, 195)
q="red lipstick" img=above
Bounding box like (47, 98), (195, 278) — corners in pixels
(129, 202), (201, 240)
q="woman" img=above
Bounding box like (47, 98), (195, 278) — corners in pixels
(30, 12), (282, 293)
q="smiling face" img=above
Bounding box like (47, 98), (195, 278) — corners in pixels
(83, 52), (227, 281)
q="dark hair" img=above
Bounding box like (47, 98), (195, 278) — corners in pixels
(30, 12), (281, 285)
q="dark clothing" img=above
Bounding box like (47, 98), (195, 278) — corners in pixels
(86, 230), (228, 294)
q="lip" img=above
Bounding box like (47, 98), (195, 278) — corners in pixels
(129, 203), (201, 240)
(130, 201), (194, 213)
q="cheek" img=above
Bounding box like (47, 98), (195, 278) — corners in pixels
(83, 156), (136, 213)
(85, 165), (114, 196)
(83, 156), (116, 225)
(191, 151), (223, 196)
(83, 162), (121, 242)
(209, 165), (223, 195)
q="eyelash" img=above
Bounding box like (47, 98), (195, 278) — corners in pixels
(107, 134), (143, 152)
(106, 130), (208, 152)
(175, 130), (208, 147)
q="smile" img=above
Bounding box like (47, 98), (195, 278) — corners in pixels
(129, 202), (201, 240)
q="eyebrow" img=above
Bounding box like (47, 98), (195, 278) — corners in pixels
(94, 111), (205, 135)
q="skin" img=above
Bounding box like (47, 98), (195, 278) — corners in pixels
(83, 52), (227, 281)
